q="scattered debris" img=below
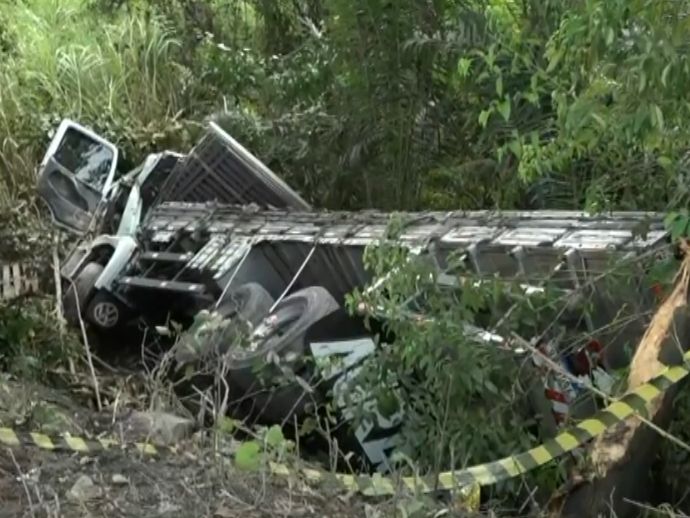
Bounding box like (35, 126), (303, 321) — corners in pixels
(111, 473), (129, 485)
(67, 474), (102, 502)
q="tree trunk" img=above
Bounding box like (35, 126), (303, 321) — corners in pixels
(549, 255), (690, 518)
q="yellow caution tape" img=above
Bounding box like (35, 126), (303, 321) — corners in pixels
(1, 350), (687, 501)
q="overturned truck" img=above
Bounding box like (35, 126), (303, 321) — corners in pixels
(36, 118), (676, 476)
(91, 200), (673, 472)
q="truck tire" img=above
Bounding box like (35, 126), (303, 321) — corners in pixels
(221, 282), (275, 326)
(62, 262), (103, 327)
(174, 283), (274, 366)
(85, 291), (125, 331)
(228, 286), (340, 421)
(229, 286), (340, 379)
(213, 282), (275, 355)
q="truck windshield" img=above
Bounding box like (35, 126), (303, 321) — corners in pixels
(53, 127), (114, 191)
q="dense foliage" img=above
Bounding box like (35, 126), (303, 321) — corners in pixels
(3, 0), (690, 213)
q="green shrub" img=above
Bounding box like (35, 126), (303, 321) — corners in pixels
(0, 0), (213, 206)
(341, 223), (565, 497)
(0, 297), (80, 381)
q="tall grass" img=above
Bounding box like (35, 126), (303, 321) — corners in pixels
(0, 0), (208, 207)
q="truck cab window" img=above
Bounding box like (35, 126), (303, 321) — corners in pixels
(53, 127), (114, 192)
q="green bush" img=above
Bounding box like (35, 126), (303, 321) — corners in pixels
(0, 297), (80, 380)
(340, 224), (568, 497)
(0, 0), (212, 206)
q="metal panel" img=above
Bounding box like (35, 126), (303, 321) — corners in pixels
(139, 251), (193, 263)
(119, 276), (207, 294)
(494, 227), (566, 247)
(187, 234), (229, 272)
(151, 124), (311, 211)
(209, 237), (253, 279)
(141, 202), (672, 280)
(440, 226), (500, 246)
(554, 230), (631, 250)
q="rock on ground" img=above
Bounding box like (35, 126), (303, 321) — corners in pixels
(117, 410), (196, 445)
(67, 474), (102, 502)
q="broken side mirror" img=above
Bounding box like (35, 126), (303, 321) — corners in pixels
(36, 119), (119, 235)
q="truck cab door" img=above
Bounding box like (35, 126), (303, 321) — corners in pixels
(36, 119), (119, 235)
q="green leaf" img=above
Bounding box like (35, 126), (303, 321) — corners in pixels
(657, 156), (673, 169)
(590, 113), (606, 129)
(497, 97), (511, 122)
(664, 211), (681, 229)
(507, 139), (522, 158)
(605, 27), (615, 45)
(265, 425), (284, 448)
(235, 440), (262, 471)
(484, 380), (499, 395)
(651, 104), (664, 130)
(633, 105), (649, 133)
(666, 211), (690, 240)
(456, 57), (472, 78)
(525, 91), (539, 105)
(478, 109), (491, 127)
(546, 49), (563, 73)
(639, 70), (647, 93)
(496, 145), (506, 162)
(496, 75), (503, 97)
(298, 417), (317, 437)
(217, 417), (236, 435)
(671, 217), (690, 240)
(661, 63), (672, 88)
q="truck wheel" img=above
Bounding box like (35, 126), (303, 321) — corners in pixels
(62, 262), (103, 327)
(175, 283), (274, 366)
(228, 286), (340, 420)
(221, 282), (275, 330)
(86, 292), (124, 331)
(211, 282), (276, 356)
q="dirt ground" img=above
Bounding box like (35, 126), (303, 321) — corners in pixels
(0, 375), (456, 518)
(0, 445), (381, 518)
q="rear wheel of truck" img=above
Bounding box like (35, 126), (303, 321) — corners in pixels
(173, 283), (275, 421)
(62, 261), (103, 328)
(228, 286), (340, 422)
(174, 282), (275, 366)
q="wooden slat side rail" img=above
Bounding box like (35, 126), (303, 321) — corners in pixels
(0, 262), (39, 301)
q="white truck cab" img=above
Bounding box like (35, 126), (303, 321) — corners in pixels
(36, 118), (311, 332)
(36, 119), (184, 330)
